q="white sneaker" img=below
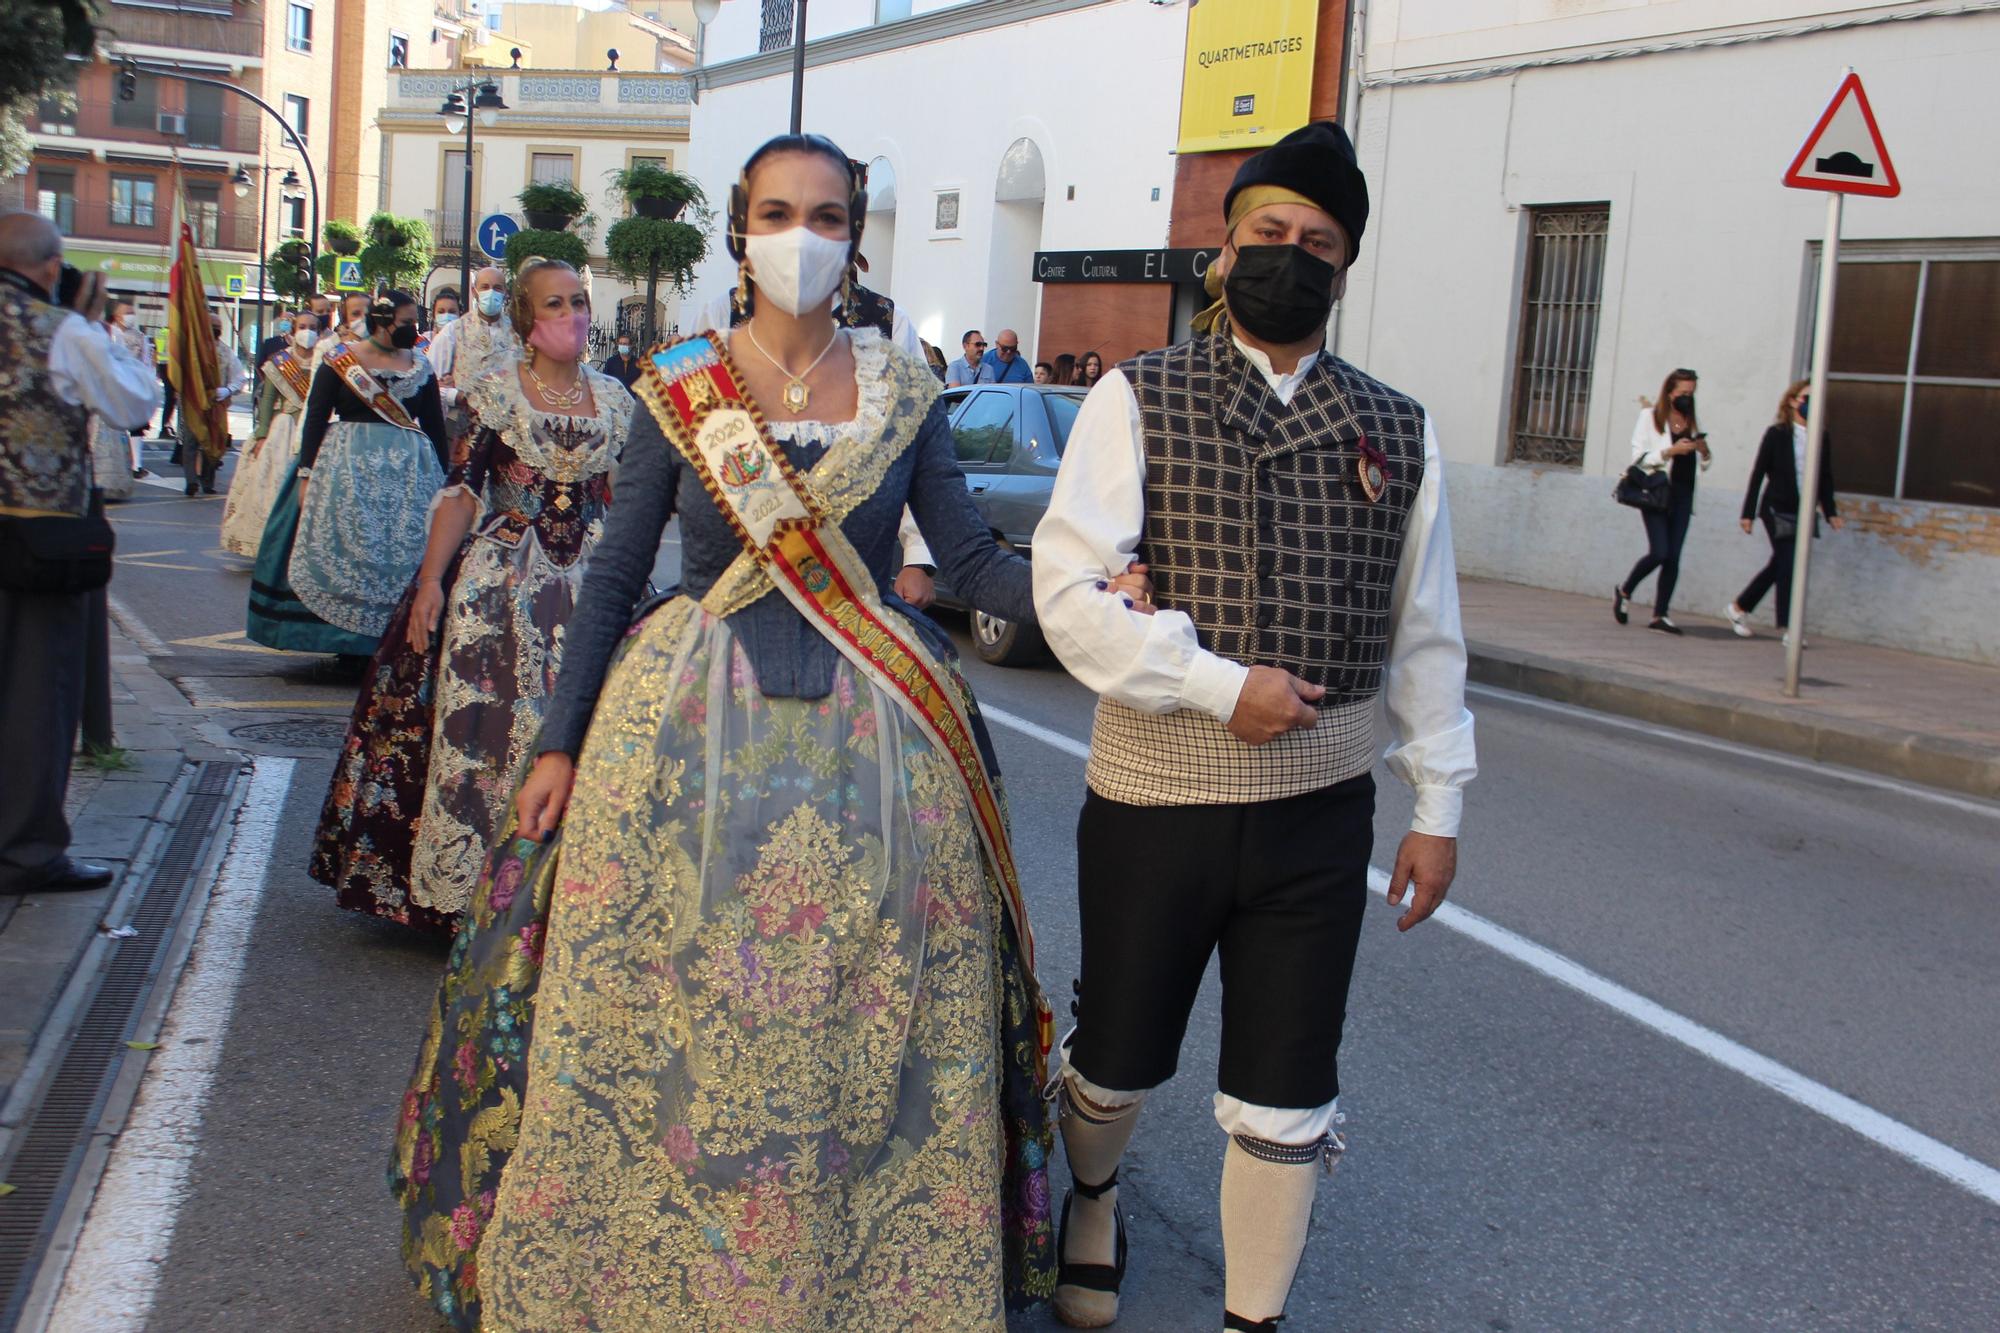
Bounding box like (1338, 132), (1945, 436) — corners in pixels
(1782, 631), (1808, 649)
(1724, 604), (1753, 638)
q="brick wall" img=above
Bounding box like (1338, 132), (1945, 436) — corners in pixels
(1036, 283), (1174, 371)
(1842, 496), (2000, 563)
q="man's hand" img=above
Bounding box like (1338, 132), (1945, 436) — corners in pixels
(894, 565), (935, 609)
(1386, 832), (1458, 932)
(1740, 518), (1754, 534)
(1829, 515), (1845, 532)
(1225, 666), (1323, 746)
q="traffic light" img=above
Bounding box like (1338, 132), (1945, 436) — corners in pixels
(117, 65), (138, 103)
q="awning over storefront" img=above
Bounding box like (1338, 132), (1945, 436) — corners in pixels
(65, 246), (254, 299)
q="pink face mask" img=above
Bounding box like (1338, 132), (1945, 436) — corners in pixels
(528, 311), (590, 361)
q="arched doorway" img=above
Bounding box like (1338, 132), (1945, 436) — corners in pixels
(984, 137), (1045, 355)
(862, 155), (898, 298)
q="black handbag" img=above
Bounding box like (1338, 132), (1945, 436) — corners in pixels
(0, 489), (116, 594)
(1614, 464), (1671, 513)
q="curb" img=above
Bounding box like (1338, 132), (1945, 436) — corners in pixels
(1465, 640), (2000, 802)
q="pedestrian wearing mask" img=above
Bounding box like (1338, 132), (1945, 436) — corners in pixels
(254, 309), (295, 374)
(0, 212), (160, 897)
(1032, 121), (1475, 1333)
(246, 290), (446, 656)
(220, 311), (319, 557)
(312, 259), (632, 932)
(183, 315), (247, 496)
(419, 287), (459, 353)
(426, 266), (521, 439)
(1726, 378), (1842, 644)
(598, 332), (643, 387)
(1613, 368), (1709, 634)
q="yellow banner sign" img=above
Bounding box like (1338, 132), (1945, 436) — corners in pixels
(1177, 0), (1320, 155)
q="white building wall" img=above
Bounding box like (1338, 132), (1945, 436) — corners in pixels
(687, 0), (1186, 353)
(1340, 3), (2000, 663)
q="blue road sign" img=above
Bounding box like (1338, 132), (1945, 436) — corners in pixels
(477, 214), (521, 261)
(334, 257), (365, 291)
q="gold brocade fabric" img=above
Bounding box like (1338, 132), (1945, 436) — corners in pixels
(473, 602), (1012, 1331)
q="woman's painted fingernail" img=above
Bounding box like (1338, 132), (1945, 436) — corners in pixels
(1122, 597), (1134, 608)
(541, 830), (556, 844)
(1094, 580), (1107, 590)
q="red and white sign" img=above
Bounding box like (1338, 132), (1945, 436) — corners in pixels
(1783, 72), (1900, 197)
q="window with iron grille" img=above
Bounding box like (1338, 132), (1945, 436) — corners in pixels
(1811, 244), (2000, 509)
(1508, 204), (1610, 468)
(760, 0), (796, 52)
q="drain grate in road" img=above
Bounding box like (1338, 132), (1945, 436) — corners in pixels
(0, 761), (239, 1328)
(229, 717), (348, 750)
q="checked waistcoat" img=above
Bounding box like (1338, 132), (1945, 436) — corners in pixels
(1085, 334), (1427, 807)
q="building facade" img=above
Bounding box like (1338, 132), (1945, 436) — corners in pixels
(1338, 0), (2000, 664)
(377, 62), (695, 338)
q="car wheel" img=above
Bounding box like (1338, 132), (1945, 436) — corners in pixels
(971, 607), (1047, 667)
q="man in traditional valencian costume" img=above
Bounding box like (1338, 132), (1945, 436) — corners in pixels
(1032, 123), (1478, 1331)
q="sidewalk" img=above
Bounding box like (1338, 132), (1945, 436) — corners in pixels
(0, 624), (209, 1104)
(1459, 578), (2000, 800)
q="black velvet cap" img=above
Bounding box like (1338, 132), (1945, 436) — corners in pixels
(1222, 121), (1369, 262)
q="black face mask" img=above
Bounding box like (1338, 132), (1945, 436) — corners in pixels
(1223, 244), (1338, 345)
(1671, 393), (1695, 414)
(390, 323), (419, 350)
(1797, 399), (1809, 422)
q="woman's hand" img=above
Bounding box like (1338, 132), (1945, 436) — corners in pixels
(1829, 515), (1845, 532)
(1741, 518), (1755, 535)
(406, 577), (445, 653)
(515, 752), (576, 842)
(1106, 561), (1155, 615)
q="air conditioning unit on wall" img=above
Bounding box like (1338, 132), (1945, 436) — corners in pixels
(157, 112), (186, 136)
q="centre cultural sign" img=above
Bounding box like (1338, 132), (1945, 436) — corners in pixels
(1032, 248), (1220, 285)
(1177, 0), (1320, 154)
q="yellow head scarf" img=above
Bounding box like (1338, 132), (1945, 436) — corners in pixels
(1190, 185), (1323, 335)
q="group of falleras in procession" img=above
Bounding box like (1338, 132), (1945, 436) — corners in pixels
(233, 121), (1475, 1332)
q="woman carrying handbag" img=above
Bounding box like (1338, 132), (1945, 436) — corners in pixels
(1613, 367), (1709, 634)
(1725, 379), (1842, 645)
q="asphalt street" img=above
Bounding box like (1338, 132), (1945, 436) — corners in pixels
(59, 446), (2000, 1330)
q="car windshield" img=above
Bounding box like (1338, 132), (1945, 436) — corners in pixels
(1042, 392), (1084, 454)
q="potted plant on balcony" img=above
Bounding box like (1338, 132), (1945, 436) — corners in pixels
(605, 209), (707, 348)
(323, 218), (363, 257)
(611, 161), (704, 221)
(518, 179), (589, 232)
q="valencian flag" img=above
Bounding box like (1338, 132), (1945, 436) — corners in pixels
(165, 218), (226, 464)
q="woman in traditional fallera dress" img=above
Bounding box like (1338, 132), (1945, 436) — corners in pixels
(391, 136), (1152, 1331)
(311, 261), (632, 932)
(219, 312), (318, 558)
(245, 290), (447, 656)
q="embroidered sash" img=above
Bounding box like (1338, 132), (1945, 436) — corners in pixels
(637, 334), (1052, 1057)
(263, 349), (311, 410)
(322, 342), (422, 433)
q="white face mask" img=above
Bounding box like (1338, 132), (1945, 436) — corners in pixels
(744, 225), (850, 317)
(294, 328), (318, 350)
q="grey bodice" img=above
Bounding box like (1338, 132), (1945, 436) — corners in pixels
(537, 335), (1033, 758)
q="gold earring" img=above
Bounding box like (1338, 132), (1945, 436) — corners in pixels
(732, 255), (750, 321)
(840, 265), (855, 324)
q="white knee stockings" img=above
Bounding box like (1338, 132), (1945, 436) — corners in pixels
(1219, 1134), (1324, 1327)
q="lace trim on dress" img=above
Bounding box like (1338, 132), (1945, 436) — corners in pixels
(462, 363), (632, 483)
(701, 329), (940, 619)
(380, 352), (437, 400)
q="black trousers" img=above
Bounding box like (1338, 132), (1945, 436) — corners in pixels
(1735, 514), (1797, 628)
(156, 363), (176, 434)
(1067, 774), (1374, 1110)
(182, 441), (221, 492)
(0, 583), (88, 892)
(1623, 492), (1693, 617)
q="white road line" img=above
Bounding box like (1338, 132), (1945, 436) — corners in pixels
(1466, 681), (2000, 819)
(47, 757), (296, 1333)
(979, 706), (2000, 1208)
(105, 593), (173, 657)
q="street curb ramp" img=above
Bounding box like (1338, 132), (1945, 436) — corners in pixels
(1465, 640), (2000, 802)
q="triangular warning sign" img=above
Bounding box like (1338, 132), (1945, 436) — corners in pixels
(1784, 72), (1900, 197)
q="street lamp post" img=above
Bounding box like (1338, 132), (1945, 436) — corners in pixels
(439, 80), (508, 303)
(233, 163), (302, 346)
(789, 0), (809, 134)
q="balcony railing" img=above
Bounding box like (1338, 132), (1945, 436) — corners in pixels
(61, 198), (264, 254)
(427, 210), (530, 258)
(64, 99), (265, 154)
(97, 3), (265, 58)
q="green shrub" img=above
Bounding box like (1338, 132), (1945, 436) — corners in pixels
(504, 228), (590, 274)
(604, 217), (705, 291)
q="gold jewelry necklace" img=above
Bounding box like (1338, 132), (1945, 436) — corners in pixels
(526, 360), (585, 409)
(745, 321), (841, 414)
